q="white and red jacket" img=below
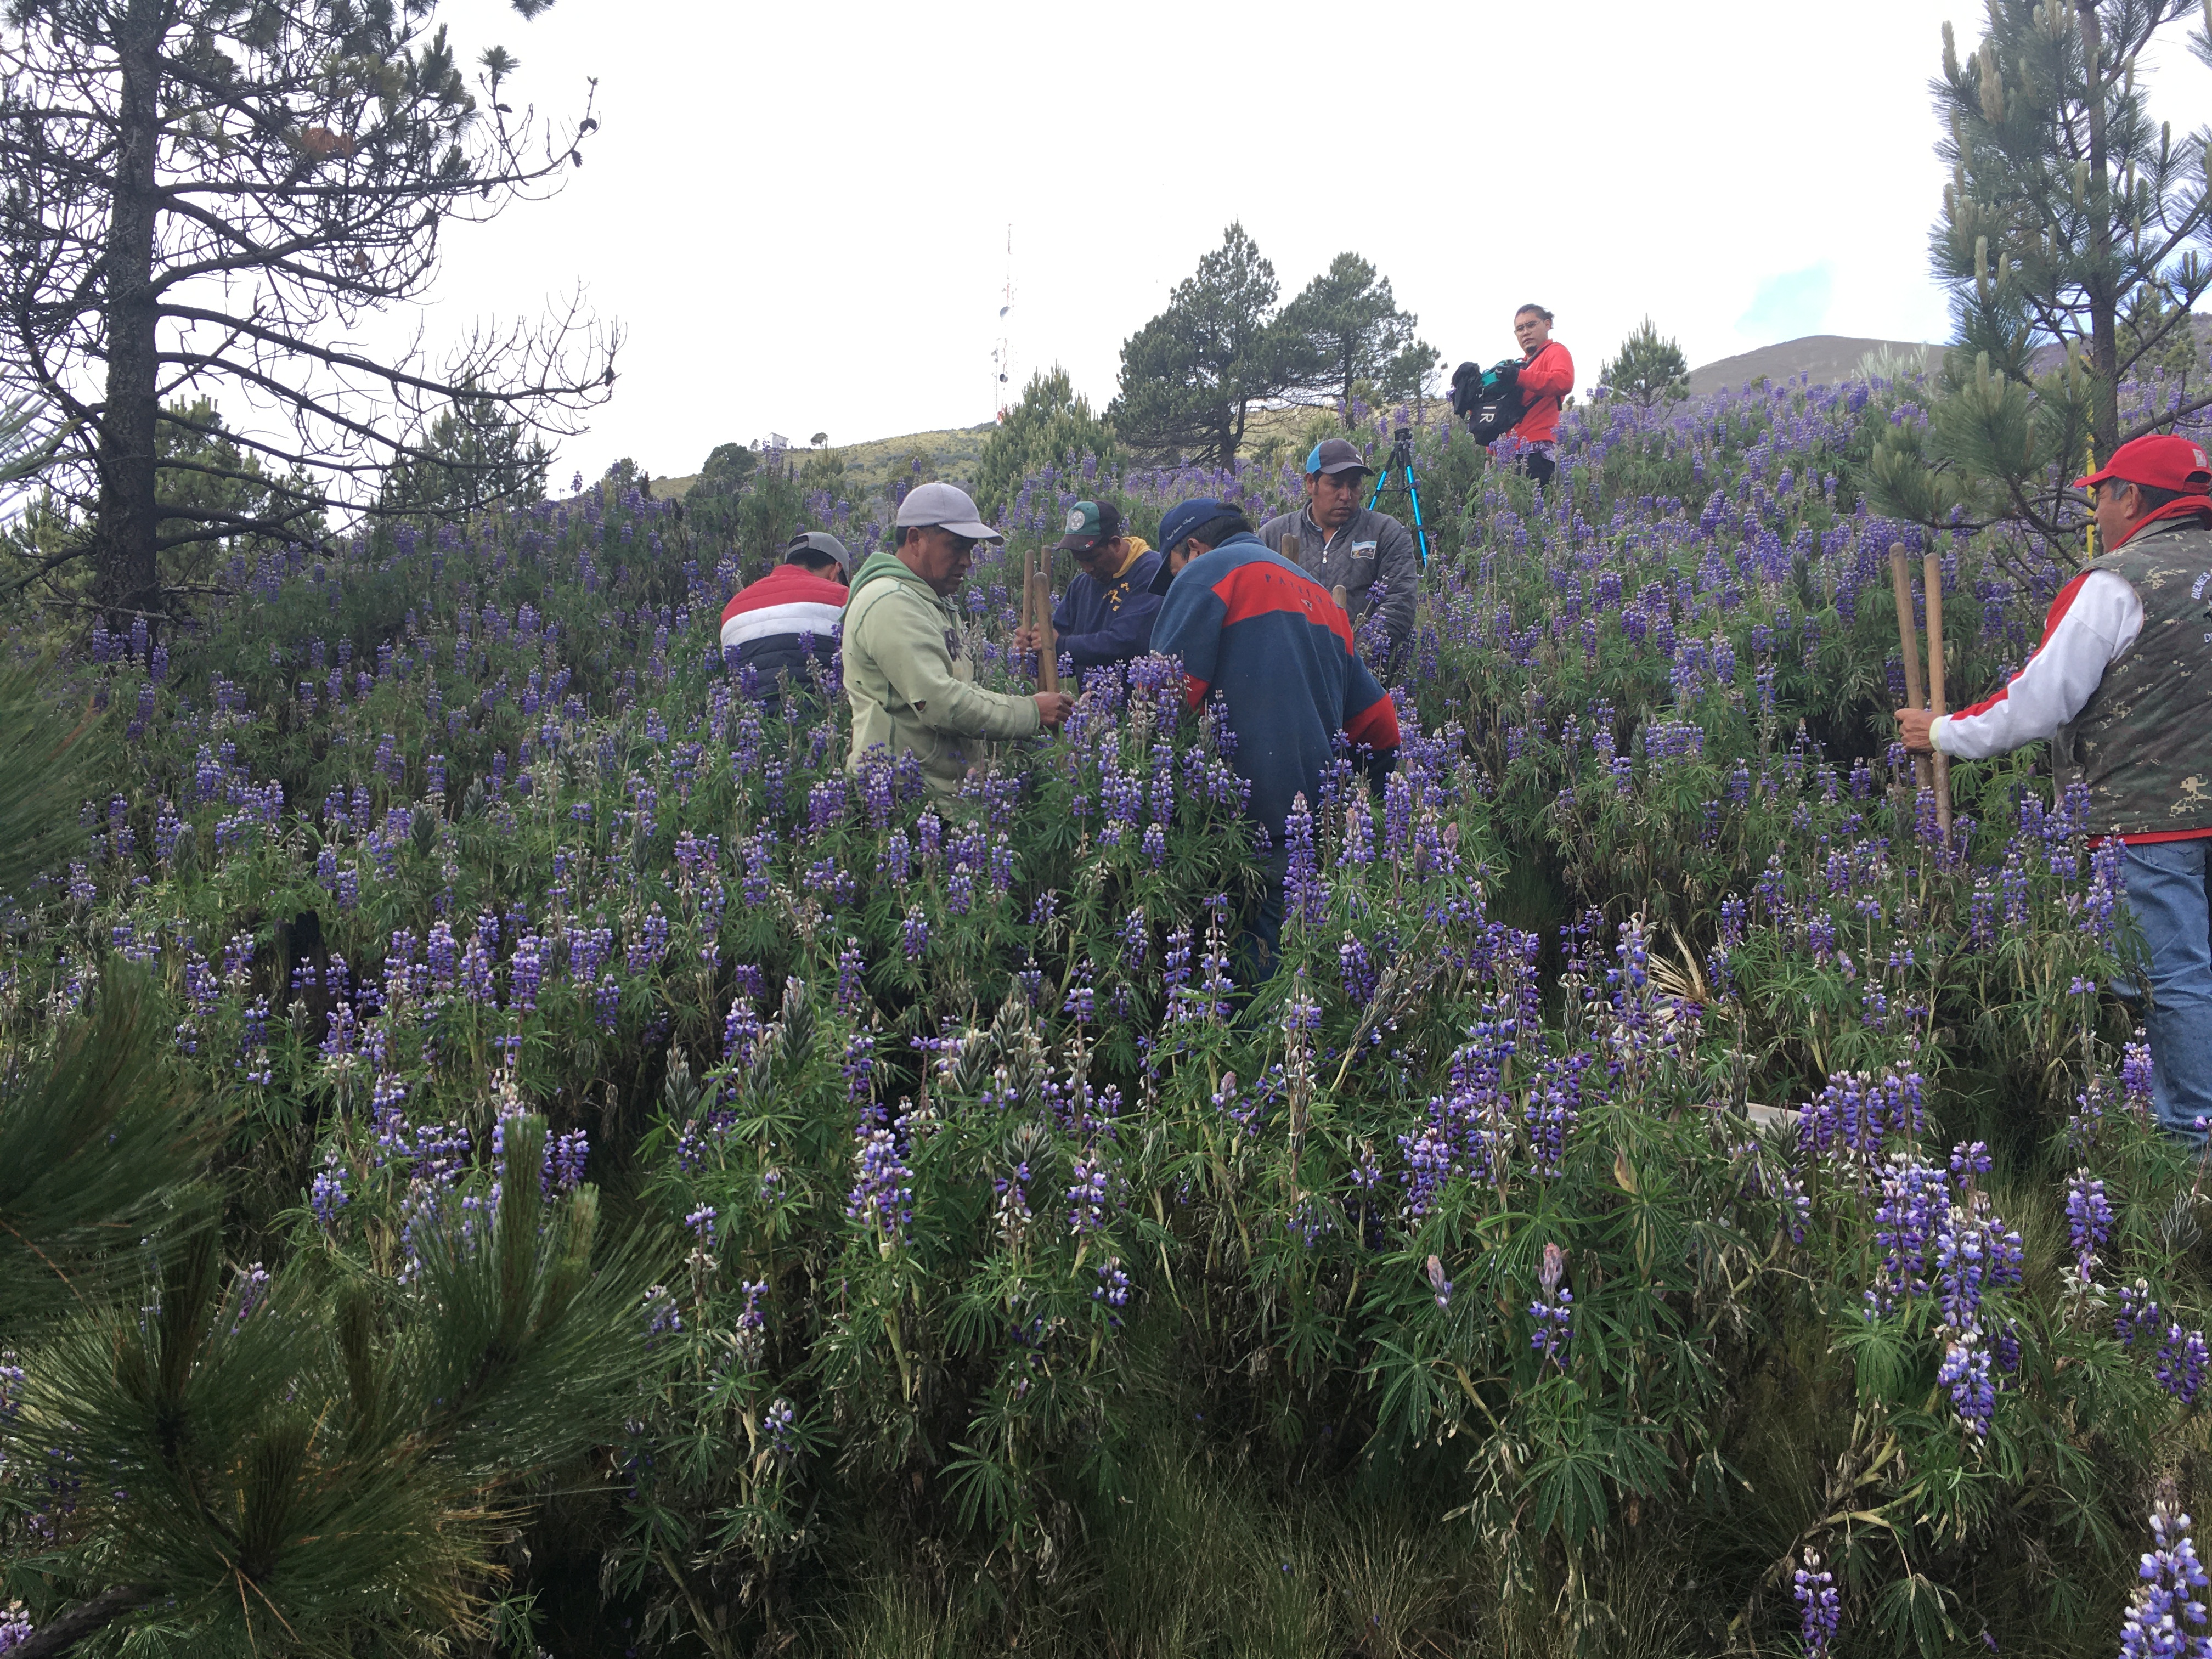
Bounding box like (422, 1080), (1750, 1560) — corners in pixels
(719, 562), (849, 689)
(1933, 555), (2206, 845)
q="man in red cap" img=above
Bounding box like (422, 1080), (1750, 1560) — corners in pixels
(1898, 431), (2212, 1139)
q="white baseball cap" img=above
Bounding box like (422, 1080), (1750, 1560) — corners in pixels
(894, 480), (1002, 542)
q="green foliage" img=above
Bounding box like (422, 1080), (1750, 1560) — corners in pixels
(0, 967), (213, 1331)
(380, 387), (552, 524)
(0, 662), (100, 901)
(972, 368), (1125, 521)
(5, 372), (2208, 1659)
(1272, 252), (1439, 414)
(1598, 317), (1691, 408)
(693, 442), (758, 499)
(2, 1116), (663, 1656)
(1110, 222), (1291, 466)
(0, 397), (63, 492)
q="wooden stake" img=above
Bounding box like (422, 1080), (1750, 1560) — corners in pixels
(1923, 551), (1953, 839)
(1032, 571), (1058, 694)
(1887, 543), (1933, 793)
(1331, 583), (1351, 614)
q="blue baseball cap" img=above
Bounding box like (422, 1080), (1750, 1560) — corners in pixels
(1159, 496), (1230, 554)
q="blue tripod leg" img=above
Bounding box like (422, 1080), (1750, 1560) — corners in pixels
(1404, 468), (1430, 568)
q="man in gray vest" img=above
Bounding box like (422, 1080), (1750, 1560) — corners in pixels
(1258, 438), (1419, 680)
(1898, 432), (2212, 1141)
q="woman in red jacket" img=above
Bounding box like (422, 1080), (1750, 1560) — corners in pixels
(1499, 303), (1573, 490)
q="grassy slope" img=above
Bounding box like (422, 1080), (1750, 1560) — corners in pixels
(652, 423), (998, 503)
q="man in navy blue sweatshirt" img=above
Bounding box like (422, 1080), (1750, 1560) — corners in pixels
(1013, 500), (1162, 685)
(1150, 496), (1401, 975)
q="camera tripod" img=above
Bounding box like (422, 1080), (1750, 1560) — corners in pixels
(1365, 426), (1431, 568)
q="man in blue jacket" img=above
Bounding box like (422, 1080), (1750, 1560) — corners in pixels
(1150, 496), (1401, 976)
(1013, 500), (1162, 684)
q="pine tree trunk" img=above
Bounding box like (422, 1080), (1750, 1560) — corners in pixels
(2078, 0), (2121, 455)
(92, 0), (167, 632)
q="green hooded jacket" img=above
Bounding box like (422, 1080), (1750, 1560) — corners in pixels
(842, 549), (1041, 793)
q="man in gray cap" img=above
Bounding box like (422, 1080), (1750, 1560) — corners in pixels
(1258, 437), (1419, 679)
(843, 480), (1072, 793)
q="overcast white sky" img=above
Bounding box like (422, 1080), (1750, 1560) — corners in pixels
(405, 0), (2211, 482)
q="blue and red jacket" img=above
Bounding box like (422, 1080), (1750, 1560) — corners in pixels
(1151, 532), (1401, 840)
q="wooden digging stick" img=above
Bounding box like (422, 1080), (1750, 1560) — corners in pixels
(1887, 543), (1933, 794)
(1331, 583), (1351, 614)
(1033, 571), (1058, 694)
(1923, 551), (1953, 839)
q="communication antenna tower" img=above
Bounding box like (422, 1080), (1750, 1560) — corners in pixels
(991, 224), (1016, 422)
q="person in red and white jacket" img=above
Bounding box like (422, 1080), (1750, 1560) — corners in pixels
(1899, 432), (2212, 1139)
(1498, 303), (1573, 490)
(720, 531), (851, 698)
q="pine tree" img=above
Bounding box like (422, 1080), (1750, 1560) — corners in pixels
(1933, 0), (2211, 451)
(379, 385), (555, 525)
(972, 367), (1125, 522)
(1599, 318), (1691, 408)
(1271, 253), (1438, 415)
(1110, 224), (1290, 467)
(1874, 0), (2212, 544)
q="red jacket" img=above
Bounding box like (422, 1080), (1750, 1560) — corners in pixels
(1511, 340), (1574, 444)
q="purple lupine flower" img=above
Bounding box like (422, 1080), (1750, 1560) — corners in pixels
(1530, 1242), (1572, 1365)
(1939, 1340), (1996, 1437)
(733, 1278), (768, 1365)
(901, 904), (929, 962)
(1093, 1257), (1132, 1313)
(1067, 1155), (1109, 1234)
(2118, 1503), (2212, 1659)
(2120, 1284), (2164, 1350)
(1282, 793), (1326, 924)
(545, 1130), (589, 1193)
(310, 1154), (348, 1227)
(642, 1285), (684, 1344)
(1793, 1553), (1840, 1656)
(2157, 1327), (2210, 1405)
(509, 934), (544, 1012)
(231, 1262), (272, 1331)
(2066, 1170), (2113, 1279)
(1934, 1205), (2024, 1334)
(848, 1121), (913, 1240)
(1425, 1254), (1452, 1310)
(836, 938), (866, 1015)
(841, 1032), (874, 1104)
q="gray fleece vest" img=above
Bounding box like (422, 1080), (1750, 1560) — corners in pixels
(2053, 514), (2212, 836)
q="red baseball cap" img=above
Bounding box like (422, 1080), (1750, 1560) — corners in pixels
(2074, 432), (2212, 493)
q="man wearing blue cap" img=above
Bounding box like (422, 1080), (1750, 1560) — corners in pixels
(1150, 495), (1401, 975)
(1258, 437), (1419, 679)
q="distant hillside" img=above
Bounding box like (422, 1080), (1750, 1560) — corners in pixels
(1686, 335), (1938, 396)
(651, 422), (997, 505)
